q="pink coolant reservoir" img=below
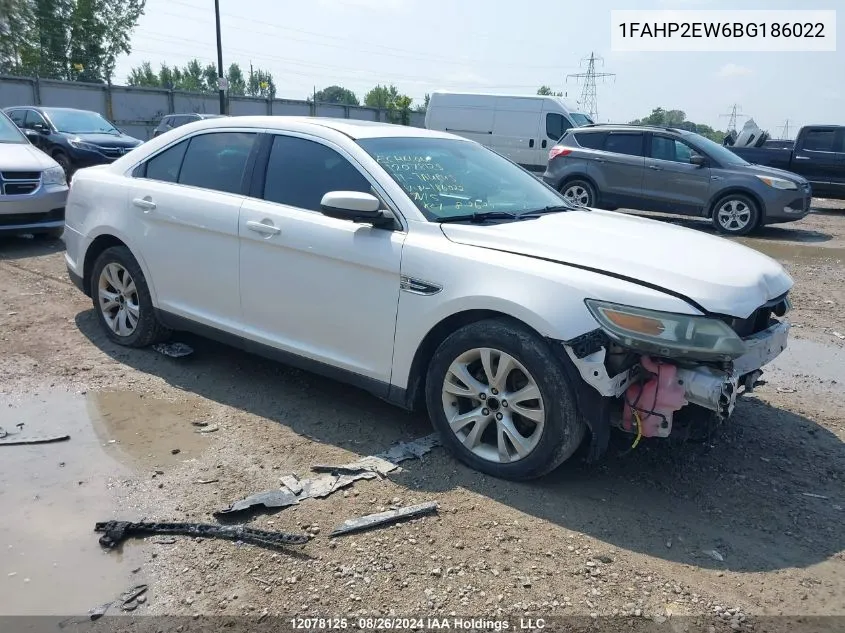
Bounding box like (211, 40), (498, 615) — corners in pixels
(622, 356), (687, 438)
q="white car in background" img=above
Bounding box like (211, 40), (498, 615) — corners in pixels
(63, 116), (792, 480)
(0, 110), (68, 239)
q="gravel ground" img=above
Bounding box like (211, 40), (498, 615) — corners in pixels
(0, 201), (843, 631)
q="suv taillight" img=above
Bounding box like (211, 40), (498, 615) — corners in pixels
(549, 146), (571, 160)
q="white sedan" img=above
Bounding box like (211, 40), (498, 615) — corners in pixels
(63, 116), (792, 480)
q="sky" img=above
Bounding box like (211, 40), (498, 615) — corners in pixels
(114, 0), (844, 136)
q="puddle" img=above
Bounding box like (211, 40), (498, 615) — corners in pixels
(765, 338), (845, 397)
(736, 239), (845, 265)
(0, 390), (212, 615)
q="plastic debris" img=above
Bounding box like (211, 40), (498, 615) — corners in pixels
(0, 431), (70, 446)
(280, 475), (303, 495)
(95, 520), (309, 549)
(330, 501), (439, 537)
(214, 489), (299, 516)
(703, 549), (725, 562)
(152, 342), (194, 358)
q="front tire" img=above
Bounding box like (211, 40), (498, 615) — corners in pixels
(711, 194), (760, 235)
(90, 246), (170, 347)
(560, 179), (595, 207)
(425, 319), (586, 480)
(52, 150), (73, 178)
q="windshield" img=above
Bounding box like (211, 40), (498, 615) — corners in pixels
(356, 137), (570, 221)
(44, 109), (119, 134)
(686, 132), (749, 166)
(0, 112), (27, 144)
(570, 112), (593, 126)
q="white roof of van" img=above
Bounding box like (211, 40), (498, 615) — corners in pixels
(430, 90), (585, 112)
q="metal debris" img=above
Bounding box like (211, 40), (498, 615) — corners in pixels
(221, 434), (441, 517)
(196, 478), (219, 485)
(95, 520), (309, 550)
(85, 584), (148, 621)
(214, 489), (299, 516)
(801, 492), (829, 500)
(0, 432), (70, 446)
(330, 501), (439, 537)
(152, 341), (194, 358)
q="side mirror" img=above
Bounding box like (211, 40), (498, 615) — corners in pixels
(320, 191), (392, 226)
(690, 154), (707, 167)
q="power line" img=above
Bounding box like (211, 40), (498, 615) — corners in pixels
(778, 119), (791, 140)
(566, 52), (615, 121)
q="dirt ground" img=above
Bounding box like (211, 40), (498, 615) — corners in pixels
(0, 201), (843, 631)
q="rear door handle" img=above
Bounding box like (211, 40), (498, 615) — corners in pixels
(649, 165), (663, 171)
(246, 220), (281, 235)
(132, 197), (156, 211)
(795, 156), (810, 160)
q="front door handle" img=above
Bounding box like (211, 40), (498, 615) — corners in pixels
(542, 139), (548, 149)
(794, 155), (810, 160)
(528, 139), (535, 148)
(246, 220), (281, 235)
(132, 197), (156, 211)
(649, 165), (663, 171)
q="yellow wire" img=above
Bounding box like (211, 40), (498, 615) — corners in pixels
(631, 410), (642, 449)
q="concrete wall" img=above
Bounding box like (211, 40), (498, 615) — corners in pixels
(0, 75), (426, 140)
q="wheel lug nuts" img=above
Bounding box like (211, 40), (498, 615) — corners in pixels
(482, 408), (490, 416)
(495, 412), (503, 421)
(479, 393), (487, 400)
(491, 388), (499, 395)
(501, 400), (508, 407)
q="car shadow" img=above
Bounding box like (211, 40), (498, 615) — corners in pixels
(75, 309), (845, 574)
(618, 210), (833, 244)
(0, 234), (66, 260)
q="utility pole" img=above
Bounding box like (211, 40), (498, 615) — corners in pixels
(214, 0), (226, 114)
(779, 119), (791, 140)
(720, 104), (748, 133)
(566, 52), (615, 122)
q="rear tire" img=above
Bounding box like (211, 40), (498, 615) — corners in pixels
(90, 246), (170, 347)
(711, 194), (760, 236)
(559, 179), (596, 207)
(425, 318), (586, 481)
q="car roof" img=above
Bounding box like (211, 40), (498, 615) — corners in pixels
(186, 115), (460, 140)
(575, 123), (690, 135)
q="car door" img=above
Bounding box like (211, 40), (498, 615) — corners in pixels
(792, 127), (840, 189)
(491, 98), (545, 172)
(540, 110), (573, 158)
(831, 128), (845, 196)
(128, 130), (258, 328)
(238, 132), (405, 386)
(23, 110), (50, 151)
(589, 131), (645, 206)
(641, 134), (712, 215)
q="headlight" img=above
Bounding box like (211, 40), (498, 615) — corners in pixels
(41, 166), (66, 186)
(68, 137), (97, 151)
(585, 299), (746, 361)
(755, 175), (797, 190)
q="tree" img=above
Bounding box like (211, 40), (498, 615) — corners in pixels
(312, 85), (359, 105)
(126, 60), (158, 87)
(0, 0), (146, 82)
(537, 85), (563, 97)
(225, 62), (245, 96)
(127, 58), (275, 98)
(364, 83), (413, 125)
(246, 66), (275, 98)
(414, 93), (430, 114)
(630, 107), (727, 143)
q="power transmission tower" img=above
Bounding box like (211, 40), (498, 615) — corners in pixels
(566, 52), (615, 122)
(778, 119), (791, 140)
(720, 104), (749, 132)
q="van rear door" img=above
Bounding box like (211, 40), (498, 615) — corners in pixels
(425, 94), (494, 147)
(541, 103), (575, 158)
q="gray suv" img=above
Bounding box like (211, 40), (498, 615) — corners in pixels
(152, 113), (226, 138)
(542, 124), (812, 235)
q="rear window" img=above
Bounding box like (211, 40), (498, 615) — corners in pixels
(603, 133), (644, 157)
(574, 131), (607, 149)
(801, 129), (837, 152)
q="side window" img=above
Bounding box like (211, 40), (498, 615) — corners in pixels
(178, 132), (256, 194)
(545, 113), (572, 141)
(262, 135), (373, 211)
(8, 110), (26, 126)
(142, 139), (190, 182)
(24, 110), (47, 130)
(650, 136), (694, 163)
(603, 133), (644, 157)
(801, 129), (836, 152)
(575, 131), (607, 150)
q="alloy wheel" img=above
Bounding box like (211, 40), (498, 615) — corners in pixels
(98, 262), (140, 336)
(441, 347), (545, 464)
(716, 199), (752, 232)
(562, 184), (591, 206)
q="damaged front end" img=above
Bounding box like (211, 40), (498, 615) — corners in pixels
(560, 294), (791, 457)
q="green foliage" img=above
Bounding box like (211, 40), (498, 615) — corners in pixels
(364, 83), (413, 124)
(414, 93), (430, 114)
(312, 85), (359, 106)
(630, 107), (726, 142)
(537, 85), (563, 97)
(126, 57), (275, 98)
(0, 0), (146, 82)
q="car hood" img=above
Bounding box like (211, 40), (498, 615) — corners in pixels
(62, 132), (141, 147)
(736, 162), (809, 184)
(0, 142), (58, 170)
(440, 209), (793, 319)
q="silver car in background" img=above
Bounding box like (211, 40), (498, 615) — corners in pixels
(0, 110), (68, 239)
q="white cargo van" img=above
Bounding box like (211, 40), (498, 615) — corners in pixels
(424, 91), (594, 172)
